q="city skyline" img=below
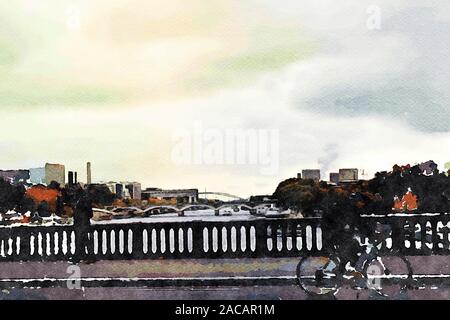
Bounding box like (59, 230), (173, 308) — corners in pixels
(0, 1), (449, 198)
(0, 159), (448, 201)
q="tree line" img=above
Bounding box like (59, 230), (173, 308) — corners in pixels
(0, 180), (115, 217)
(273, 161), (450, 217)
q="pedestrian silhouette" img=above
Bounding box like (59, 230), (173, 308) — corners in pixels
(72, 191), (94, 263)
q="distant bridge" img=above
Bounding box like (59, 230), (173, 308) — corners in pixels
(141, 189), (246, 203)
(94, 203), (274, 217)
(198, 192), (246, 201)
(142, 203), (267, 215)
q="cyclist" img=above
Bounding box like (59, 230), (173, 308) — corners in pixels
(321, 192), (367, 276)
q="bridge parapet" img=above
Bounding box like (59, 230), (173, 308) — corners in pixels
(0, 214), (449, 262)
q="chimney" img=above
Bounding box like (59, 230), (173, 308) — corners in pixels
(87, 162), (92, 184)
(74, 171), (78, 184)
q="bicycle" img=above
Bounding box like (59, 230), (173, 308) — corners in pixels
(296, 232), (414, 298)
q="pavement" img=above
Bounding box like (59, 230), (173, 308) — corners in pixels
(0, 256), (449, 300)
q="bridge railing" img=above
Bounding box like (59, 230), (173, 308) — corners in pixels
(0, 214), (449, 262)
(360, 214), (450, 256)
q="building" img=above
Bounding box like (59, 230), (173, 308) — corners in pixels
(0, 169), (30, 184)
(141, 188), (198, 204)
(0, 163), (66, 186)
(44, 163), (65, 185)
(249, 195), (274, 202)
(86, 162), (92, 184)
(329, 172), (340, 184)
(302, 169), (321, 182)
(249, 195), (276, 205)
(126, 182), (141, 200)
(339, 168), (358, 183)
(104, 181), (141, 200)
(68, 171), (78, 185)
(104, 182), (126, 199)
(29, 167), (45, 184)
(31, 165), (66, 186)
(297, 172), (302, 180)
(418, 160), (438, 176)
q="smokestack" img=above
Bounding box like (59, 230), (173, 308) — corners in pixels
(87, 162), (92, 184)
(74, 172), (78, 184)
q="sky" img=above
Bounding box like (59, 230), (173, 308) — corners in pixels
(1, 0), (449, 198)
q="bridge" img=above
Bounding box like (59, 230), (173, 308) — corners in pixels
(141, 189), (246, 203)
(99, 203), (273, 216)
(198, 192), (247, 201)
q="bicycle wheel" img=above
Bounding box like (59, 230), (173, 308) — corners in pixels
(297, 255), (342, 296)
(363, 254), (413, 298)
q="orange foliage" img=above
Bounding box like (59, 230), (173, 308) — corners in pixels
(26, 186), (60, 205)
(147, 197), (177, 205)
(128, 199), (142, 206)
(393, 196), (403, 211)
(393, 189), (418, 212)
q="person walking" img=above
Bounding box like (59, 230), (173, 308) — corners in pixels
(72, 190), (94, 263)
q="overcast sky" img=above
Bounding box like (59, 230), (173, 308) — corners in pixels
(1, 0), (449, 197)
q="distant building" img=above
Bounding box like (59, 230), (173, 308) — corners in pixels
(45, 163), (65, 185)
(30, 167), (45, 184)
(418, 160), (438, 176)
(142, 188), (198, 204)
(104, 182), (125, 198)
(115, 183), (125, 198)
(302, 169), (321, 182)
(249, 195), (276, 204)
(330, 172), (340, 184)
(0, 169), (30, 184)
(297, 172), (302, 179)
(68, 171), (78, 185)
(104, 181), (141, 200)
(125, 182), (141, 200)
(339, 168), (358, 183)
(86, 162), (92, 184)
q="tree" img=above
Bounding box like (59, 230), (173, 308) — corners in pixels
(86, 184), (114, 207)
(37, 201), (51, 217)
(17, 197), (35, 214)
(273, 178), (328, 217)
(273, 160), (450, 216)
(0, 178), (25, 213)
(48, 181), (61, 190)
(56, 196), (64, 217)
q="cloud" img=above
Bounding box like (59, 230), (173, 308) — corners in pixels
(0, 0), (313, 107)
(283, 1), (450, 132)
